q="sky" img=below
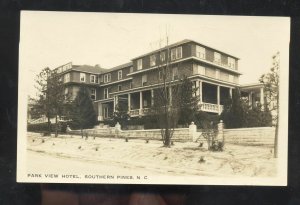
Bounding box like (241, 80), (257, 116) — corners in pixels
(19, 11), (290, 98)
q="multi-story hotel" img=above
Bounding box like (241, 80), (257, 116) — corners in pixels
(53, 39), (265, 121)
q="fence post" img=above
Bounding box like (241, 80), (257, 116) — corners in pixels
(217, 120), (224, 143)
(189, 122), (197, 141)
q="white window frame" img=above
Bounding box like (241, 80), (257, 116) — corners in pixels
(176, 46), (182, 59)
(159, 70), (163, 80)
(129, 66), (133, 73)
(80, 73), (86, 82)
(142, 74), (147, 86)
(160, 52), (165, 62)
(172, 67), (178, 80)
(104, 88), (109, 99)
(196, 45), (206, 59)
(104, 73), (111, 83)
(171, 46), (182, 61)
(64, 73), (70, 82)
(228, 57), (236, 69)
(90, 88), (96, 100)
(214, 52), (221, 64)
(90, 75), (96, 83)
(137, 59), (143, 70)
(118, 70), (122, 80)
(150, 54), (156, 67)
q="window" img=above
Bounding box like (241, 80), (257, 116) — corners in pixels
(171, 46), (182, 61)
(159, 70), (163, 80)
(90, 75), (96, 83)
(214, 52), (221, 64)
(150, 55), (156, 67)
(118, 70), (122, 80)
(196, 45), (206, 59)
(64, 88), (69, 99)
(142, 74), (147, 86)
(228, 57), (236, 69)
(118, 85), (122, 91)
(64, 73), (70, 82)
(144, 100), (148, 107)
(229, 74), (234, 82)
(80, 73), (86, 82)
(160, 52), (165, 62)
(104, 107), (109, 118)
(176, 47), (182, 59)
(129, 82), (133, 89)
(96, 76), (99, 84)
(216, 70), (220, 79)
(129, 66), (133, 73)
(104, 73), (111, 83)
(137, 59), (143, 70)
(193, 64), (205, 75)
(172, 67), (178, 80)
(90, 88), (96, 100)
(104, 88), (109, 99)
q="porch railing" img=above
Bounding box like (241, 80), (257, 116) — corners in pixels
(129, 108), (152, 117)
(200, 103), (223, 114)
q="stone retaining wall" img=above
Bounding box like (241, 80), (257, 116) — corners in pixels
(223, 127), (275, 146)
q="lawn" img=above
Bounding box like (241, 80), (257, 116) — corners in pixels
(26, 132), (276, 178)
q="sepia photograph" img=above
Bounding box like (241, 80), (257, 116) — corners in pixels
(17, 11), (289, 185)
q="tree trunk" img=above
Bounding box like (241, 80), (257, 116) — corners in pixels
(55, 115), (58, 137)
(47, 112), (51, 135)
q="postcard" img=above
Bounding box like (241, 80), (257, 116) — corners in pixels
(17, 11), (289, 185)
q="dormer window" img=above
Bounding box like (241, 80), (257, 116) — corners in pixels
(214, 52), (221, 64)
(171, 46), (182, 61)
(80, 73), (86, 82)
(137, 59), (143, 70)
(160, 52), (166, 62)
(150, 54), (156, 67)
(196, 45), (206, 59)
(118, 70), (123, 80)
(228, 57), (236, 69)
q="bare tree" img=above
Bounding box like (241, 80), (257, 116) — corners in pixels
(259, 52), (280, 158)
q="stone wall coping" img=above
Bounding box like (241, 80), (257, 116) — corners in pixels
(224, 127), (275, 131)
(121, 128), (189, 132)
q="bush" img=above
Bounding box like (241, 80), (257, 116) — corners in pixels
(27, 122), (68, 133)
(194, 111), (219, 129)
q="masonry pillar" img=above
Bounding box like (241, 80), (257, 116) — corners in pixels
(217, 120), (225, 143)
(217, 85), (220, 114)
(98, 103), (103, 121)
(189, 121), (198, 142)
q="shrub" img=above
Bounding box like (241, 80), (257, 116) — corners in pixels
(27, 122), (68, 133)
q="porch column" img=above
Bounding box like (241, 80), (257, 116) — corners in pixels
(113, 96), (116, 112)
(139, 91), (143, 115)
(98, 103), (103, 121)
(248, 92), (252, 106)
(260, 87), (264, 110)
(229, 88), (232, 98)
(199, 81), (203, 103)
(151, 89), (154, 106)
(217, 85), (220, 114)
(128, 93), (131, 112)
(195, 80), (200, 96)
